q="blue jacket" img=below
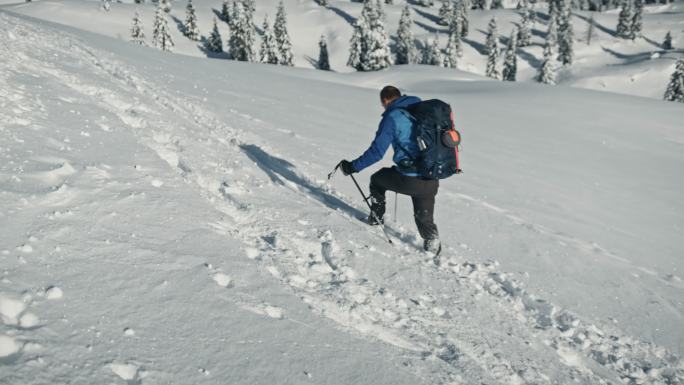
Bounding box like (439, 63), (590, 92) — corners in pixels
(352, 96), (421, 176)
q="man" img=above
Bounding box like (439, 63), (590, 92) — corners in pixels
(338, 85), (441, 255)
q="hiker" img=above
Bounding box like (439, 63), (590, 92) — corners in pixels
(337, 85), (442, 254)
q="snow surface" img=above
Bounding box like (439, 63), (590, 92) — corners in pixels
(3, 0), (684, 100)
(1, 5), (683, 385)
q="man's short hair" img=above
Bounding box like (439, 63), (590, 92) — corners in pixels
(380, 85), (402, 101)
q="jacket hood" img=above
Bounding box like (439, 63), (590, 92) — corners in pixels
(384, 95), (421, 115)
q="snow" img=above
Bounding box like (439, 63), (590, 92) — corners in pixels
(0, 4), (683, 385)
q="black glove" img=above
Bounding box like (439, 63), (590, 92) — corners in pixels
(339, 160), (356, 176)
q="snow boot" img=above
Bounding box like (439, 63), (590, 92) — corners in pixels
(424, 238), (442, 255)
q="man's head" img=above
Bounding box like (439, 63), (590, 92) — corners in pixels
(380, 85), (402, 109)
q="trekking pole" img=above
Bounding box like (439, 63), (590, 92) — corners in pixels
(328, 164), (393, 245)
(393, 192), (398, 223)
(348, 174), (393, 245)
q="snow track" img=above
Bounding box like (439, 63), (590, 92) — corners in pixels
(1, 12), (682, 385)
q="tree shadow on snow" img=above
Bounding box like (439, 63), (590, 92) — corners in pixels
(461, 37), (487, 55)
(239, 144), (366, 220)
(517, 47), (543, 68)
(326, 6), (357, 26)
(414, 20), (447, 34)
(170, 15), (186, 35)
(573, 13), (617, 38)
(412, 6), (441, 25)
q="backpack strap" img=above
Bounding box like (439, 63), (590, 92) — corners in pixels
(393, 108), (417, 161)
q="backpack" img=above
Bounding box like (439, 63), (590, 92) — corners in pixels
(397, 99), (462, 180)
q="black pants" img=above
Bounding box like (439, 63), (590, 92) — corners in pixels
(369, 167), (439, 240)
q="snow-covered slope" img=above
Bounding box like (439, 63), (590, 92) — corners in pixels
(3, 0), (684, 100)
(1, 8), (683, 385)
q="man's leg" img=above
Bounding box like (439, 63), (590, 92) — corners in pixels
(412, 194), (439, 241)
(368, 168), (404, 223)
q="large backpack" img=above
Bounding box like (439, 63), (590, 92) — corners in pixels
(398, 99), (462, 180)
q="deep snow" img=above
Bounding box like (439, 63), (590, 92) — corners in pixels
(1, 5), (683, 385)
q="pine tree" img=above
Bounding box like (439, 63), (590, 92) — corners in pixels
(184, 0), (200, 41)
(229, 1), (255, 61)
(130, 11), (146, 46)
(502, 29), (517, 81)
(484, 18), (500, 78)
(663, 58), (684, 102)
(537, 25), (556, 84)
(484, 17), (498, 56)
(558, 9), (574, 65)
(259, 15), (279, 64)
(492, 0), (503, 8)
(438, 0), (454, 25)
(456, 0), (469, 37)
(318, 34), (331, 70)
(616, 0), (632, 39)
(662, 31), (673, 50)
(416, 0), (434, 7)
(517, 6), (532, 47)
(152, 3), (174, 51)
(547, 14), (558, 49)
(376, 0), (386, 20)
(630, 0), (643, 40)
(160, 0), (171, 13)
(102, 0), (111, 12)
(395, 5), (417, 65)
(444, 13), (462, 68)
(586, 14), (597, 45)
(205, 17), (224, 53)
(221, 0), (230, 22)
(422, 36), (443, 66)
(274, 1), (295, 66)
(347, 0), (392, 71)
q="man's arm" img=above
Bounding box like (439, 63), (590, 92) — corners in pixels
(351, 117), (395, 173)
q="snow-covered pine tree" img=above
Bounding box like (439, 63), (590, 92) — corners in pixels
(376, 0), (386, 20)
(616, 0), (632, 39)
(548, 0), (559, 23)
(205, 17), (224, 53)
(517, 5), (532, 47)
(547, 14), (558, 49)
(630, 0), (643, 40)
(347, 0), (392, 71)
(416, 0), (435, 7)
(444, 12), (462, 68)
(131, 11), (146, 46)
(259, 15), (279, 64)
(161, 0), (171, 13)
(102, 0), (111, 12)
(385, 0), (393, 4)
(492, 0), (503, 8)
(528, 0), (537, 25)
(484, 17), (498, 56)
(152, 3), (174, 51)
(422, 36), (443, 66)
(395, 5), (417, 65)
(663, 58), (684, 102)
(221, 0), (230, 22)
(502, 29), (517, 81)
(274, 1), (295, 66)
(484, 18), (500, 78)
(662, 31), (673, 50)
(184, 0), (200, 41)
(586, 14), (597, 45)
(537, 21), (556, 84)
(318, 34), (331, 70)
(229, 1), (255, 61)
(438, 0), (454, 26)
(458, 0), (469, 37)
(557, 8), (574, 65)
